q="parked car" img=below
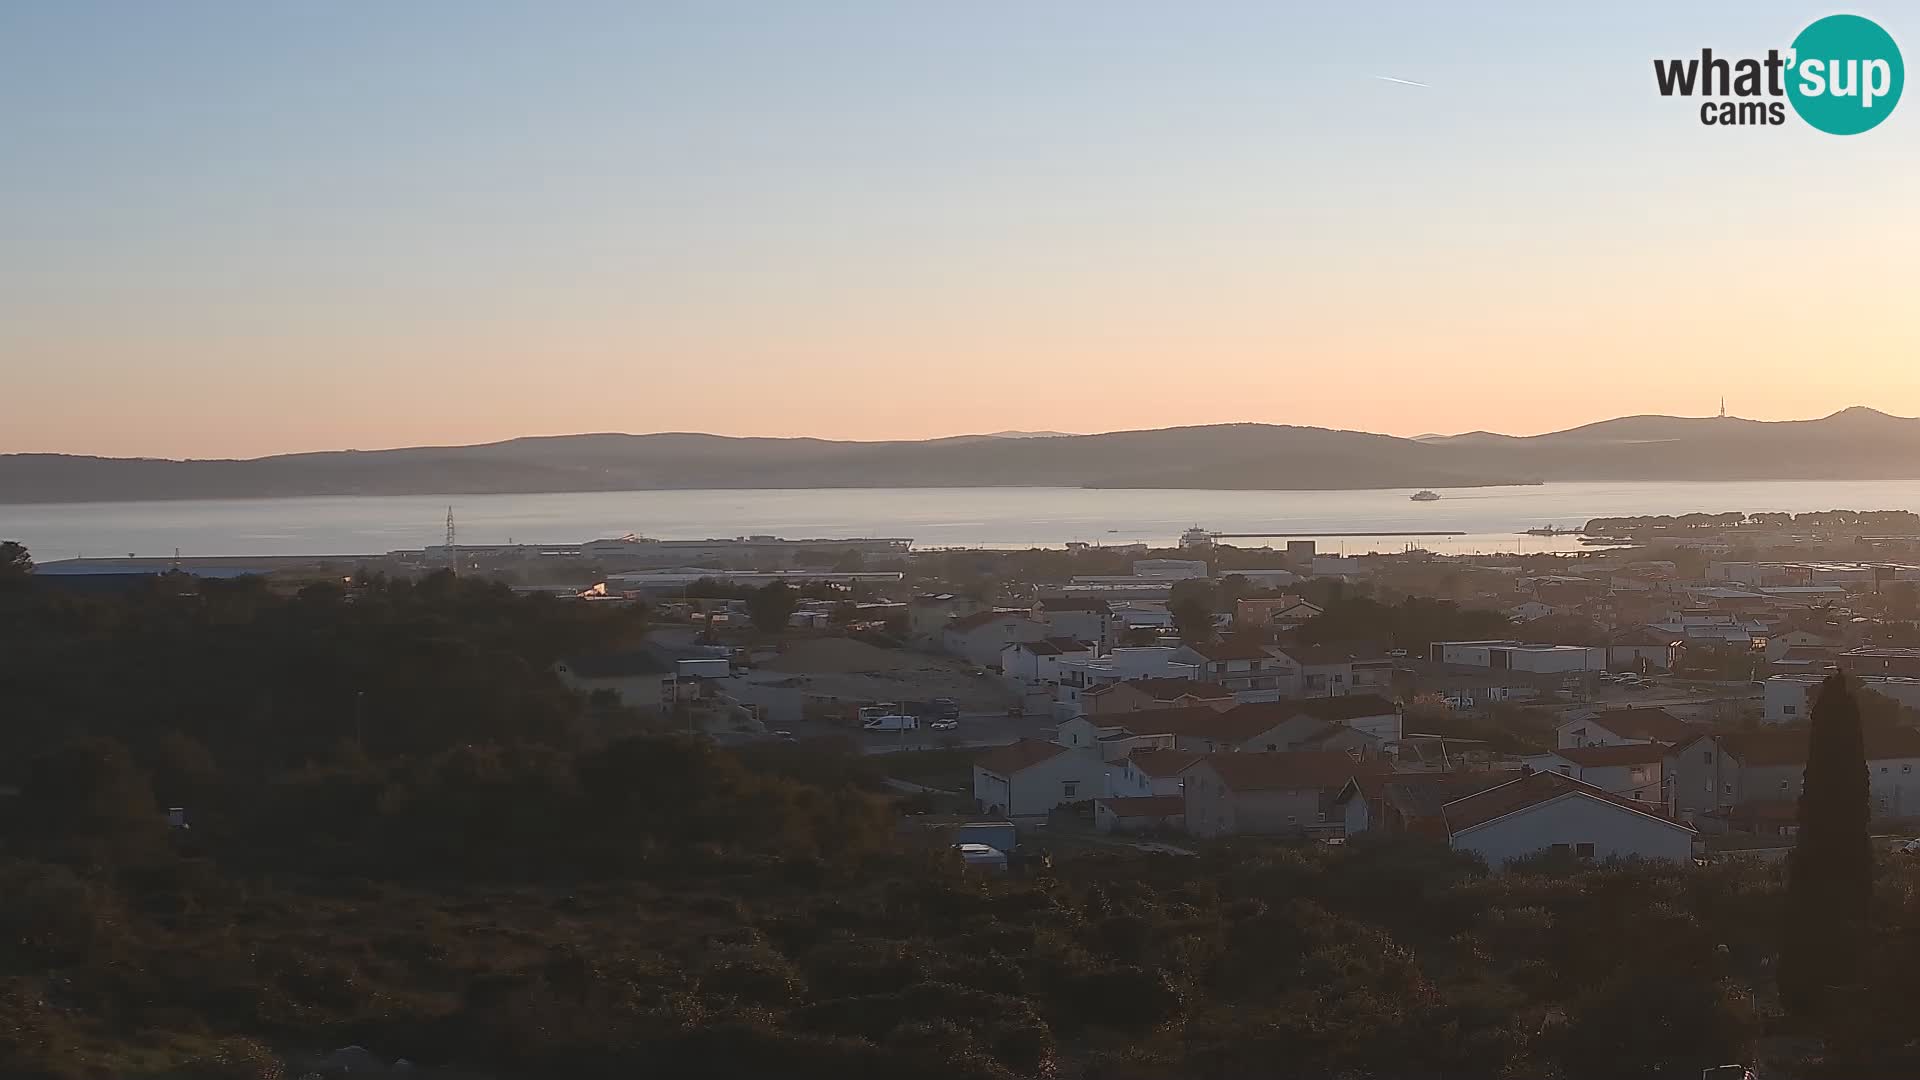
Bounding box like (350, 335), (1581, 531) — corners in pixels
(930, 718), (959, 731)
(931, 697), (961, 719)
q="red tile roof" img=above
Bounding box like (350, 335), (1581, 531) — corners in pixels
(1127, 749), (1206, 777)
(1128, 677), (1235, 701)
(1231, 694), (1399, 725)
(946, 609), (1030, 633)
(1576, 707), (1694, 744)
(1339, 771), (1514, 818)
(1552, 743), (1669, 767)
(1199, 750), (1391, 793)
(1182, 639), (1276, 663)
(1282, 645), (1355, 667)
(1095, 795), (1185, 819)
(1121, 705), (1295, 745)
(1015, 636), (1091, 656)
(1699, 727), (1920, 767)
(975, 739), (1069, 775)
(1441, 770), (1692, 835)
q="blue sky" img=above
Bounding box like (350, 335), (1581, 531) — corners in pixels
(3, 2), (1915, 456)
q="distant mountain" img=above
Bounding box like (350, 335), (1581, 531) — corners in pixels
(3, 408), (1917, 503)
(1422, 407), (1920, 482)
(981, 430), (1077, 439)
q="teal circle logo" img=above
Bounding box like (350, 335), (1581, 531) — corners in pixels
(1787, 14), (1903, 134)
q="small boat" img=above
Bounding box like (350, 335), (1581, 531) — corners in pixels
(1523, 525), (1576, 536)
(1410, 490), (1441, 502)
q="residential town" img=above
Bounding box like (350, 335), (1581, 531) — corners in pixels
(20, 512), (1920, 1078)
(411, 512), (1920, 873)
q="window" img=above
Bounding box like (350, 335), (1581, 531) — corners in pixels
(1723, 783), (1734, 796)
(1780, 780), (1790, 792)
(1783, 706), (1797, 716)
(1062, 781), (1078, 798)
(1266, 743), (1278, 751)
(1702, 750), (1714, 764)
(1557, 765), (1572, 776)
(1576, 843), (1595, 859)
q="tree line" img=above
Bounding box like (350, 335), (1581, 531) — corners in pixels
(2, 549), (1919, 1077)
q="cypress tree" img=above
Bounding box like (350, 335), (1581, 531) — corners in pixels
(1779, 673), (1873, 1015)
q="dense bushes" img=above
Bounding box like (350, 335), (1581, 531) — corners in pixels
(9, 571), (1920, 1077)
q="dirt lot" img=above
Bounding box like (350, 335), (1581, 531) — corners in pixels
(755, 638), (1016, 712)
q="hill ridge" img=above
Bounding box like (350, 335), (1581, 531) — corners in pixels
(5, 408), (1918, 504)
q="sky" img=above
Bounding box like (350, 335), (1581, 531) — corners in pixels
(3, 1), (1917, 458)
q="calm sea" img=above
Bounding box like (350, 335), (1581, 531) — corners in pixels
(7, 479), (1920, 560)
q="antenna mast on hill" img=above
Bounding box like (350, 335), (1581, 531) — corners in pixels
(1719, 396), (1727, 418)
(445, 506), (457, 574)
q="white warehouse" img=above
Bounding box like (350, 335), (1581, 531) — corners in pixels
(1764, 672), (1920, 723)
(1431, 640), (1607, 673)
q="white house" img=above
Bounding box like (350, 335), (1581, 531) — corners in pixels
(942, 610), (1048, 669)
(1762, 672), (1920, 723)
(1033, 597), (1117, 650)
(1171, 639), (1297, 702)
(1231, 693), (1404, 743)
(1607, 627), (1682, 672)
(971, 740), (1110, 817)
(1055, 715), (1131, 753)
(1054, 647), (1199, 711)
(1509, 600), (1556, 622)
(1000, 637), (1092, 686)
(1666, 728), (1920, 821)
(1521, 744), (1667, 805)
(1107, 749), (1206, 798)
(1185, 751), (1390, 838)
(1763, 624), (1846, 662)
(1442, 771), (1695, 868)
(1277, 646), (1356, 697)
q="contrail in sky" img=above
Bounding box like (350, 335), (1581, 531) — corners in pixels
(1373, 75), (1431, 88)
